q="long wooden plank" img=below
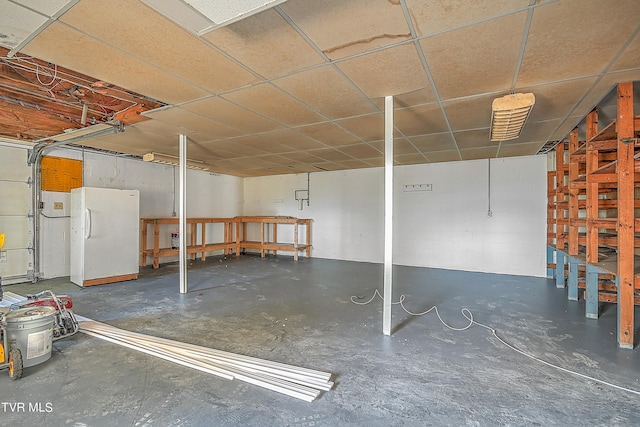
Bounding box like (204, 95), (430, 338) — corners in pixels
(616, 82), (635, 349)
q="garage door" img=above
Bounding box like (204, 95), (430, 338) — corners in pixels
(0, 145), (33, 284)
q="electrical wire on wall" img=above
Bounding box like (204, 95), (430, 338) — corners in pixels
(351, 290), (640, 397)
(487, 158), (492, 218)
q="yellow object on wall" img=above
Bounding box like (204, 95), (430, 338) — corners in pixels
(41, 156), (83, 192)
(0, 233), (4, 249)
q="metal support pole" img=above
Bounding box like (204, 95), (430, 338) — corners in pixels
(383, 96), (393, 336)
(179, 134), (188, 294)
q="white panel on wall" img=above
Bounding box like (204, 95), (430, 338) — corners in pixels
(242, 155), (547, 277)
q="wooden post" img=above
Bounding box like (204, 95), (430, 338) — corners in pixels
(140, 219), (147, 267)
(585, 110), (599, 265)
(201, 222), (207, 262)
(555, 142), (566, 250)
(190, 222), (197, 261)
(260, 223), (265, 257)
(306, 219), (311, 258)
(568, 129), (580, 256)
(616, 82), (635, 349)
(273, 223), (278, 256)
(153, 221), (160, 269)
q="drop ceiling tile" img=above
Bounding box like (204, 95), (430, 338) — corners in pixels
(293, 122), (361, 147)
(15, 0), (76, 16)
(187, 144), (240, 160)
(362, 157), (385, 167)
(517, 0), (640, 86)
(336, 113), (384, 142)
(22, 22), (207, 103)
(337, 143), (381, 159)
(230, 135), (293, 154)
(370, 137), (419, 155)
(393, 88), (437, 108)
(204, 139), (269, 157)
(281, 0), (411, 60)
(308, 148), (354, 162)
(443, 95), (495, 131)
(521, 77), (596, 123)
(59, 0), (258, 93)
(181, 97), (282, 133)
(454, 129), (496, 150)
(460, 147), (498, 161)
(610, 31), (640, 72)
(336, 43), (430, 98)
(255, 154), (297, 166)
(409, 133), (457, 152)
(0, 1), (48, 48)
(222, 84), (325, 126)
(144, 107), (242, 139)
(335, 159), (371, 169)
(395, 153), (428, 165)
(133, 120), (193, 138)
(424, 150), (461, 163)
(517, 119), (562, 142)
(311, 162), (344, 172)
(273, 66), (378, 119)
(420, 12), (527, 100)
(498, 142), (544, 158)
(81, 126), (176, 155)
(395, 103), (449, 136)
(282, 151), (325, 163)
(405, 0), (530, 37)
(203, 8), (324, 78)
(258, 129), (327, 150)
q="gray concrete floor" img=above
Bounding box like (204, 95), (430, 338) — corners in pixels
(1, 254), (639, 426)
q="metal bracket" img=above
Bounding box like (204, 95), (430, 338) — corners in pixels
(620, 137), (637, 145)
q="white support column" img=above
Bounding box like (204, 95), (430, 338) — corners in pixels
(179, 134), (188, 294)
(383, 96), (393, 335)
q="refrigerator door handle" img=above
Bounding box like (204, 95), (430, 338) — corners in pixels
(85, 208), (92, 239)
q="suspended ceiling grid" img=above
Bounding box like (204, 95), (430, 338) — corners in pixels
(1, 0), (640, 177)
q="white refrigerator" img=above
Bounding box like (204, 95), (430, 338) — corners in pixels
(70, 187), (140, 287)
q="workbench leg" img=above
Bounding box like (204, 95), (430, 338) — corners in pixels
(585, 264), (599, 319)
(153, 222), (160, 269)
(567, 257), (579, 301)
(555, 251), (565, 289)
(236, 221), (241, 256)
(547, 245), (555, 279)
(306, 220), (311, 258)
(140, 219), (147, 267)
(260, 223), (265, 258)
(190, 223), (196, 261)
(293, 223), (299, 261)
(201, 224), (207, 262)
(273, 223), (277, 256)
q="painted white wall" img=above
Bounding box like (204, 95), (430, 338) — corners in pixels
(38, 147), (243, 279)
(243, 155), (547, 277)
(1, 141), (546, 280)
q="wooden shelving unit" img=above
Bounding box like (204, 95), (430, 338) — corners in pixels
(140, 216), (312, 269)
(548, 82), (639, 349)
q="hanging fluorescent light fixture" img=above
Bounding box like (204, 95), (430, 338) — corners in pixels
(143, 152), (210, 171)
(490, 93), (535, 142)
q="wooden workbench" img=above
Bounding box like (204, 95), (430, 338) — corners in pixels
(140, 216), (312, 268)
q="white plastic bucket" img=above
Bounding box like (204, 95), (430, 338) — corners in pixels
(5, 306), (56, 368)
